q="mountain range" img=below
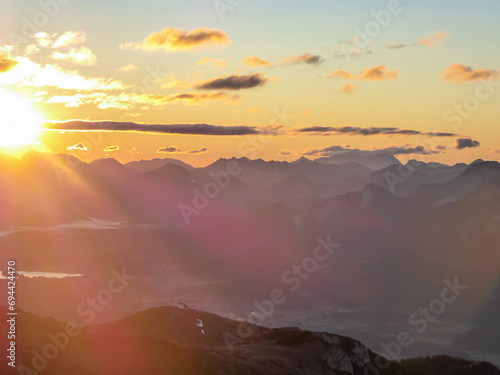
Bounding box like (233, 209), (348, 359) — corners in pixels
(1, 151), (500, 369)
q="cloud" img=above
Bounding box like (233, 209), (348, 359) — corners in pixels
(328, 70), (353, 80)
(53, 31), (87, 48)
(294, 126), (458, 138)
(442, 63), (498, 83)
(121, 27), (229, 53)
(103, 145), (120, 152)
(197, 57), (227, 67)
(67, 143), (88, 151)
(148, 91), (239, 104)
(387, 31), (450, 50)
(157, 146), (208, 154)
(243, 55), (273, 67)
(51, 47), (98, 65)
(278, 53), (321, 66)
(0, 54), (18, 72)
(332, 37), (373, 59)
(340, 83), (357, 94)
(360, 65), (398, 81)
(188, 147), (208, 154)
(195, 73), (268, 90)
(34, 32), (53, 47)
(45, 121), (263, 136)
(242, 53), (321, 67)
(279, 150), (292, 156)
(417, 31), (449, 47)
(0, 57), (124, 90)
(455, 138), (480, 149)
(48, 121), (461, 140)
(42, 90), (238, 109)
(302, 145), (441, 157)
(157, 146), (183, 153)
(328, 65), (397, 81)
(386, 43), (406, 50)
(117, 63), (139, 72)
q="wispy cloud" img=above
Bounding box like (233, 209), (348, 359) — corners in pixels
(117, 63), (139, 72)
(242, 55), (273, 67)
(302, 144), (442, 157)
(340, 83), (357, 94)
(197, 57), (227, 67)
(328, 65), (397, 81)
(294, 126), (458, 137)
(387, 31), (450, 50)
(242, 53), (321, 67)
(278, 53), (321, 66)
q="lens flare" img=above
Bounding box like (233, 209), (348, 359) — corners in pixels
(0, 88), (44, 147)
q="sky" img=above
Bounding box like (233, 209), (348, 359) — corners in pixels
(0, 0), (499, 167)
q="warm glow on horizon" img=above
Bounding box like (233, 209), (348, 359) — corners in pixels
(0, 89), (44, 148)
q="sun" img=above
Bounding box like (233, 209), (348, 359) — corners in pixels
(0, 89), (44, 147)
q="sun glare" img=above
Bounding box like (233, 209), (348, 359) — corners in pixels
(0, 89), (44, 147)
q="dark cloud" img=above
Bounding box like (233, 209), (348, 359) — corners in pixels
(279, 150), (292, 156)
(196, 73), (268, 91)
(157, 146), (182, 153)
(302, 145), (441, 157)
(157, 146), (207, 154)
(0, 54), (18, 72)
(455, 138), (480, 150)
(188, 147), (208, 154)
(279, 53), (322, 66)
(45, 121), (261, 136)
(295, 126), (458, 138)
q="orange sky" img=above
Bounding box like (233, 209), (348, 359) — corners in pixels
(0, 1), (499, 167)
